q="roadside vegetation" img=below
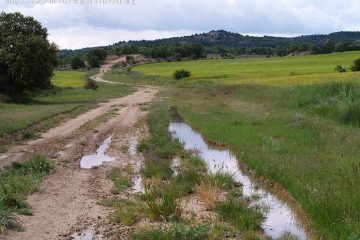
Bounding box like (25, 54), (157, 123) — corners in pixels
(99, 102), (278, 239)
(106, 52), (360, 239)
(0, 155), (53, 233)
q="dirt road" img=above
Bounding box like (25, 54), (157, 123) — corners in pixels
(1, 59), (158, 240)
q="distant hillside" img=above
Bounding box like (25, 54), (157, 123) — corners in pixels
(58, 30), (360, 63)
(114, 30), (360, 48)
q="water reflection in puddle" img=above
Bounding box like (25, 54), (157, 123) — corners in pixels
(132, 161), (144, 193)
(129, 137), (138, 156)
(169, 122), (307, 240)
(71, 228), (101, 240)
(80, 136), (115, 169)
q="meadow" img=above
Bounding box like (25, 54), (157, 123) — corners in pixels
(124, 51), (360, 239)
(134, 51), (360, 86)
(0, 70), (135, 149)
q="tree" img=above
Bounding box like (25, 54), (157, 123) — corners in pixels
(87, 55), (100, 68)
(0, 12), (58, 96)
(86, 48), (107, 68)
(70, 56), (85, 70)
(351, 58), (360, 72)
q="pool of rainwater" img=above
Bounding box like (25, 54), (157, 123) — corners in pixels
(169, 121), (308, 240)
(80, 136), (115, 169)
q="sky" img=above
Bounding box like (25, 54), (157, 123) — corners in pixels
(1, 0), (360, 49)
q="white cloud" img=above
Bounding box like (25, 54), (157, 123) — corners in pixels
(1, 0), (360, 49)
(48, 26), (196, 49)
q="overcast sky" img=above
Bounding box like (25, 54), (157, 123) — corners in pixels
(1, 0), (360, 49)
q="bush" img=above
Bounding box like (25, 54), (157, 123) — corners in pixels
(173, 69), (191, 80)
(84, 79), (98, 90)
(351, 58), (360, 72)
(335, 65), (346, 73)
(70, 56), (86, 70)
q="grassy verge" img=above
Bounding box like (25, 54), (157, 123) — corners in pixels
(134, 102), (268, 239)
(0, 155), (53, 233)
(165, 82), (360, 239)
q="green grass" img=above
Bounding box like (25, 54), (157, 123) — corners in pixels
(132, 223), (210, 240)
(107, 167), (132, 194)
(52, 71), (86, 87)
(133, 51), (360, 86)
(168, 83), (360, 238)
(0, 72), (135, 138)
(129, 52), (360, 239)
(0, 155), (53, 232)
(216, 197), (264, 232)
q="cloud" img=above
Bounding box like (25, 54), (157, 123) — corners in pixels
(1, 0), (360, 49)
(48, 26), (196, 49)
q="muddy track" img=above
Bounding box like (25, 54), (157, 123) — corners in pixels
(0, 59), (158, 240)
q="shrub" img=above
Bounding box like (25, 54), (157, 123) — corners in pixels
(335, 65), (346, 73)
(351, 58), (360, 72)
(70, 56), (86, 70)
(84, 79), (98, 90)
(173, 69), (191, 80)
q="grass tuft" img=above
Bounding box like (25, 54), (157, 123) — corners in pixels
(132, 223), (210, 240)
(107, 167), (132, 194)
(0, 155), (52, 232)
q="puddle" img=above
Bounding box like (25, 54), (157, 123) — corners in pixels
(71, 228), (101, 240)
(169, 122), (308, 240)
(132, 161), (144, 193)
(171, 157), (181, 176)
(80, 136), (115, 169)
(129, 137), (138, 156)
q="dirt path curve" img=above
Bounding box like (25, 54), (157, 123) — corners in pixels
(90, 57), (126, 85)
(0, 58), (157, 170)
(1, 58), (158, 240)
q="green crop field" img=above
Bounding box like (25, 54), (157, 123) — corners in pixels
(52, 70), (87, 88)
(135, 51), (360, 86)
(121, 51), (360, 239)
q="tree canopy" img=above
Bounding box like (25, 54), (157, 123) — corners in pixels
(86, 48), (107, 68)
(0, 12), (58, 97)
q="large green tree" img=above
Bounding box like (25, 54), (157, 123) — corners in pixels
(0, 12), (58, 96)
(86, 48), (107, 68)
